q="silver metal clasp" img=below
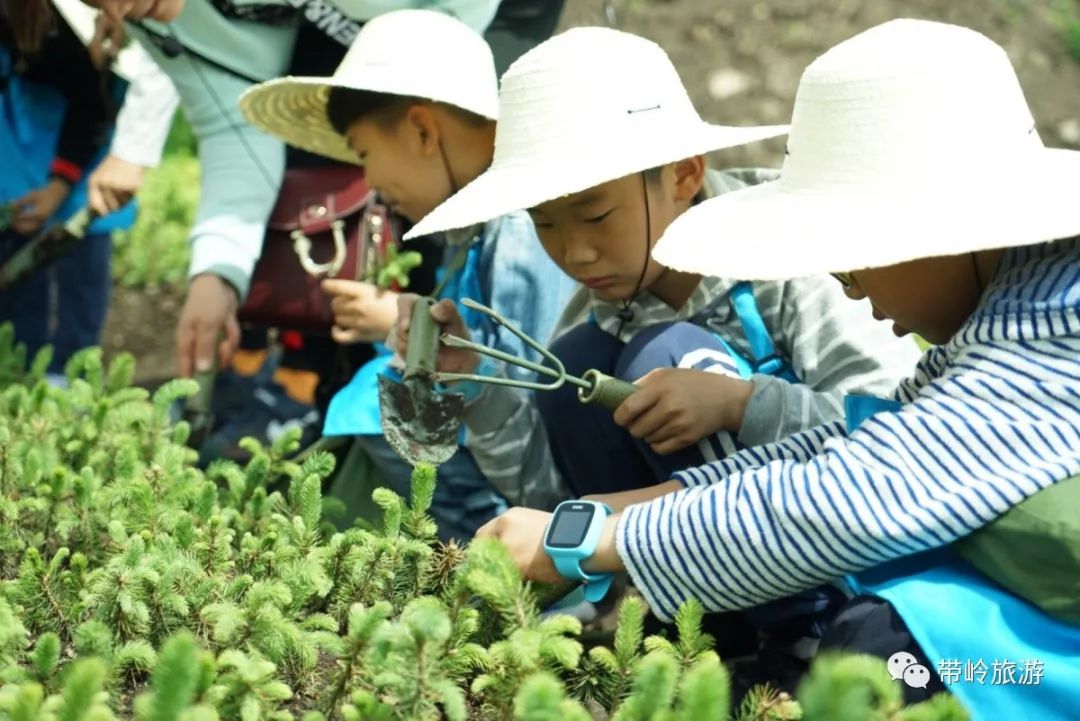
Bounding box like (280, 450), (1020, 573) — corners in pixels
(291, 218), (347, 277)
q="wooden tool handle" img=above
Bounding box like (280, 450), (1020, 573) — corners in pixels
(405, 296), (440, 378)
(577, 369), (637, 411)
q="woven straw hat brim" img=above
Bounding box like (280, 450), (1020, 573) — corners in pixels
(653, 147), (1080, 280)
(240, 78), (363, 166)
(404, 121), (788, 239)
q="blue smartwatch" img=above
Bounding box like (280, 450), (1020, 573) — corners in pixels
(544, 500), (614, 602)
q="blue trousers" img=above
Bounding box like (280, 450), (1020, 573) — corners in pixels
(536, 320), (846, 641)
(355, 434), (508, 543)
(0, 229), (111, 373)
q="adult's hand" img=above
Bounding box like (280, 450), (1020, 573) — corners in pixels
(176, 273), (240, 377)
(88, 155), (145, 216)
(85, 0), (186, 23)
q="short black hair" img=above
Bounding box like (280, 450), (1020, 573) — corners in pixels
(325, 88), (490, 136)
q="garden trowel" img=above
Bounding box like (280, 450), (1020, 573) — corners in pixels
(379, 297), (464, 465)
(0, 208), (93, 292)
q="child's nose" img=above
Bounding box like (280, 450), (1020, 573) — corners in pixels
(563, 237), (600, 267)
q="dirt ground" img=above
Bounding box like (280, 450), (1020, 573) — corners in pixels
(103, 0), (1080, 382)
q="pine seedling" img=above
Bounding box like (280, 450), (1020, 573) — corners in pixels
(54, 657), (116, 721)
(470, 616), (584, 720)
(339, 689), (394, 721)
(366, 596), (466, 721)
(795, 653), (898, 721)
(643, 599), (719, 669)
(459, 539), (540, 637)
(735, 684), (802, 721)
(672, 657), (732, 721)
(896, 693), (969, 721)
(376, 246), (423, 290)
(401, 464), (439, 544)
(8, 547), (81, 639)
(512, 672), (592, 721)
(321, 601), (393, 717)
(206, 650), (292, 721)
(29, 632), (61, 687)
(133, 632), (203, 721)
(0, 598), (29, 683)
(82, 535), (161, 642)
(0, 681), (46, 721)
(569, 595), (646, 709)
(609, 651), (680, 721)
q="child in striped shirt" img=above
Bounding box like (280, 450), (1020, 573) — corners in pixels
(478, 19), (1080, 716)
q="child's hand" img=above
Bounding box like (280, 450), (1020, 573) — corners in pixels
(475, 508), (565, 585)
(10, 179), (71, 236)
(323, 278), (398, 345)
(613, 368), (754, 455)
(391, 294), (480, 376)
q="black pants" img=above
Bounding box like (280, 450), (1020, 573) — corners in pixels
(819, 595), (949, 704)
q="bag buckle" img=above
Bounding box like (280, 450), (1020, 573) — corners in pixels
(291, 218), (347, 277)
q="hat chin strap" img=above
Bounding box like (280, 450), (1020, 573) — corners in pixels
(437, 139), (460, 196)
(615, 172), (653, 340)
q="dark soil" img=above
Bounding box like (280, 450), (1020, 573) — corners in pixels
(100, 284), (182, 385)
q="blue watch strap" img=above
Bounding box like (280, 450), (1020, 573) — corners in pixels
(545, 501), (615, 602)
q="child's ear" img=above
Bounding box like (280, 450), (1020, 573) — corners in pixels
(672, 156), (707, 202)
(403, 104), (441, 155)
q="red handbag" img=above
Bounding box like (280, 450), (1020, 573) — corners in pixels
(238, 166), (398, 331)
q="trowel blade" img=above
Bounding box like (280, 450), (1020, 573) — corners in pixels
(378, 374), (464, 466)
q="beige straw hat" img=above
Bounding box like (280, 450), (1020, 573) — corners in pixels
(652, 19), (1080, 281)
(238, 9), (499, 166)
(403, 27), (787, 240)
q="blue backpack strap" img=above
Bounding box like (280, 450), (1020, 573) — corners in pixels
(728, 281), (797, 382)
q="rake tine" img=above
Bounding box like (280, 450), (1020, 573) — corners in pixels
(460, 298), (571, 381)
(440, 333), (564, 382)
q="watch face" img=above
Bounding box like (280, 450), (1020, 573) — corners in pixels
(546, 504), (596, 549)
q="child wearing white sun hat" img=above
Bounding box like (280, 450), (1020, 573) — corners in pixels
(479, 18), (1080, 717)
(239, 9), (577, 542)
(394, 24), (921, 658)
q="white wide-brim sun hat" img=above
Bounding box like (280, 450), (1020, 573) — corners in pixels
(238, 9), (499, 166)
(403, 27), (787, 240)
(652, 18), (1080, 281)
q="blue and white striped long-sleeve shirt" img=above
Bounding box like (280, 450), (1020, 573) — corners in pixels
(617, 238), (1080, 622)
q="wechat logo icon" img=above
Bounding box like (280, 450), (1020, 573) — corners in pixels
(888, 652), (931, 689)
